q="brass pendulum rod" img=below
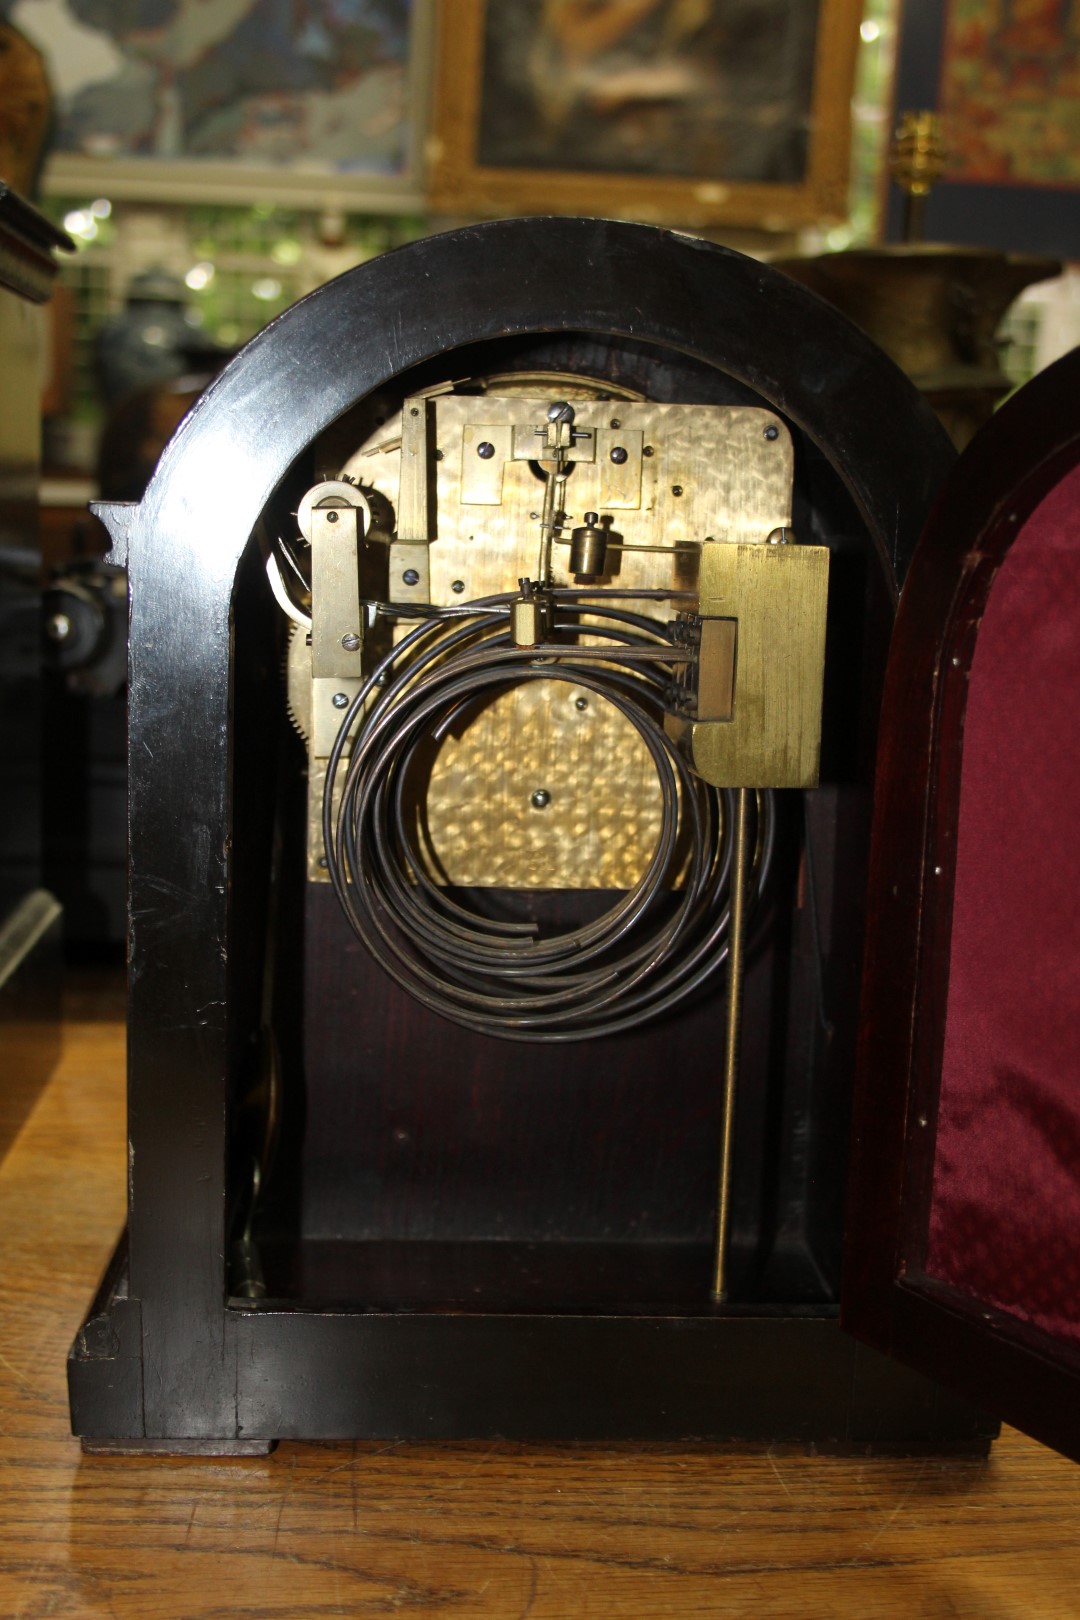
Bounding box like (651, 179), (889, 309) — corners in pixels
(540, 461), (569, 584)
(712, 785), (750, 1302)
(536, 400), (574, 585)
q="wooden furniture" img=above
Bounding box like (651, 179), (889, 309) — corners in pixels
(6, 981), (1080, 1618)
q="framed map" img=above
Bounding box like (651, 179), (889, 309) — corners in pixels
(6, 0), (431, 208)
(430, 0), (862, 231)
(887, 0), (1080, 256)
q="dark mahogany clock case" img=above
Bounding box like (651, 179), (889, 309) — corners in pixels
(67, 218), (1079, 1457)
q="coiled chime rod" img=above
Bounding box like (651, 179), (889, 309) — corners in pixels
(323, 590), (773, 1042)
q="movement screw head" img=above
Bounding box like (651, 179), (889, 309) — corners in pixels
(341, 632), (361, 651)
(610, 445), (628, 465)
(332, 692), (349, 709)
(402, 569), (419, 586)
(531, 788), (551, 809)
(477, 441), (495, 459)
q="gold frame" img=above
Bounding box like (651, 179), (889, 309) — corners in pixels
(37, 0), (434, 212)
(429, 0), (862, 230)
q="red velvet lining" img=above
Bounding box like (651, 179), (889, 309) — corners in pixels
(926, 459), (1080, 1341)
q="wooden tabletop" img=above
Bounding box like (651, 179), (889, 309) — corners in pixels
(3, 972), (1080, 1619)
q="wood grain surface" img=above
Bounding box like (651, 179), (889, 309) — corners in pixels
(3, 971), (1080, 1619)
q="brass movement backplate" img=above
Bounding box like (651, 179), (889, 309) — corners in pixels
(296, 388), (801, 886)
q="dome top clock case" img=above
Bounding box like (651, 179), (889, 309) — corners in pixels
(70, 216), (1050, 1458)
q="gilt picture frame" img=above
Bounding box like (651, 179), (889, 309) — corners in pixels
(8, 0), (433, 211)
(429, 0), (862, 231)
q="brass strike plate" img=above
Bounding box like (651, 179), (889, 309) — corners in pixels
(667, 541), (830, 791)
(300, 390), (798, 885)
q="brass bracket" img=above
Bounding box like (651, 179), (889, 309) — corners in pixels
(392, 398), (435, 598)
(388, 540), (431, 603)
(399, 399), (432, 538)
(310, 504), (365, 757)
(667, 539), (830, 789)
(596, 426), (643, 508)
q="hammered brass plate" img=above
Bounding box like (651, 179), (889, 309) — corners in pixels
(415, 681), (665, 890)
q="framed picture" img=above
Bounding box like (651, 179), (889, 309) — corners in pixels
(886, 0), (1080, 257)
(7, 0), (432, 210)
(429, 0), (863, 231)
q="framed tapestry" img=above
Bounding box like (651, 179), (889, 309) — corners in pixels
(429, 0), (863, 231)
(886, 0), (1080, 257)
(6, 0), (432, 210)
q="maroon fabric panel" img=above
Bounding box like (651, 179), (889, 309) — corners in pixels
(926, 460), (1080, 1340)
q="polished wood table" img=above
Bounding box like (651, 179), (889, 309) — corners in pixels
(3, 973), (1080, 1619)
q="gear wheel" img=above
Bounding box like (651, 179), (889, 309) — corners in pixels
(284, 620), (312, 741)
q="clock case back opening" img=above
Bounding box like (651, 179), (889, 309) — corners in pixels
(69, 218), (998, 1454)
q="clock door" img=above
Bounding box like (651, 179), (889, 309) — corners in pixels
(844, 345), (1080, 1464)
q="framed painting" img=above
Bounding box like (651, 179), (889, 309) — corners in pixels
(429, 0), (863, 231)
(6, 0), (432, 210)
(886, 0), (1080, 257)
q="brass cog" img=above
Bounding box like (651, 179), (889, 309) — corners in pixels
(284, 620), (311, 741)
